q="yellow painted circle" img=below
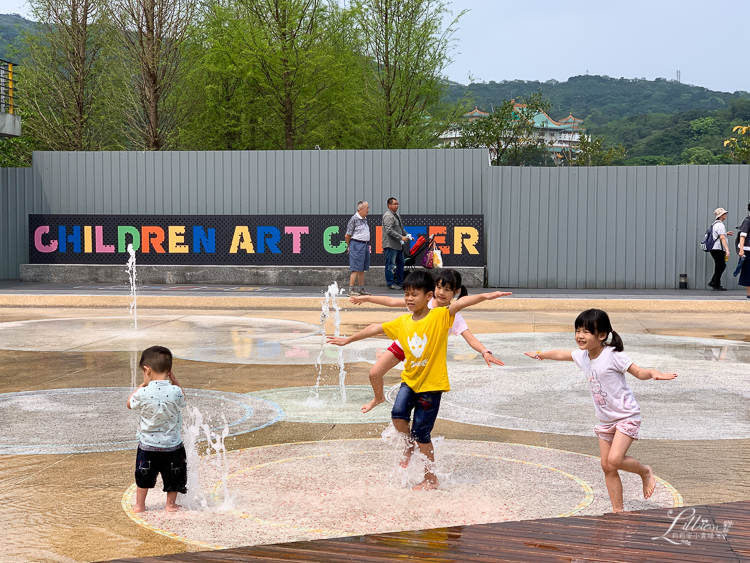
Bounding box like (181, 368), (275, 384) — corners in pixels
(121, 438), (675, 550)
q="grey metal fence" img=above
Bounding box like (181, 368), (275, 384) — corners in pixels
(31, 149), (490, 215)
(486, 165), (750, 289)
(0, 167), (34, 279)
(2, 150), (750, 288)
(1, 149), (489, 279)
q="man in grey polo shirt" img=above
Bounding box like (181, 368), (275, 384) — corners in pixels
(382, 197), (409, 290)
(345, 201), (371, 296)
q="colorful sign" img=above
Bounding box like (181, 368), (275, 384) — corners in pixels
(29, 215), (485, 266)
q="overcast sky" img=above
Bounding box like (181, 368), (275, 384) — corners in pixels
(444, 0), (748, 93)
(1, 0), (746, 93)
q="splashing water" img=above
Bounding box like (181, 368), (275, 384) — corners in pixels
(182, 406), (234, 511)
(381, 423), (454, 489)
(330, 283), (348, 404)
(308, 282), (347, 406)
(130, 351), (139, 389)
(126, 243), (138, 331)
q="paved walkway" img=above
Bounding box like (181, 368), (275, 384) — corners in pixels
(0, 280), (748, 300)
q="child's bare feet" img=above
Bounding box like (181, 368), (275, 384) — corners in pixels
(412, 478), (439, 491)
(133, 504), (146, 513)
(642, 465), (656, 499)
(361, 396), (385, 413)
(399, 443), (415, 468)
(165, 503), (181, 512)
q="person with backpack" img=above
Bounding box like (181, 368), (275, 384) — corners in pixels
(735, 203), (750, 299)
(705, 207), (733, 291)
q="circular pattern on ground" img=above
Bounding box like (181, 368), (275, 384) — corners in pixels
(0, 388), (283, 454)
(251, 385), (393, 424)
(123, 438), (681, 549)
(374, 332), (750, 440)
(0, 316), (330, 364)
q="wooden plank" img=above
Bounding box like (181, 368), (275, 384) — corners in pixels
(98, 501), (750, 563)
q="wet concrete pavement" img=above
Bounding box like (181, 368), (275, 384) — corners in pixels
(1, 291), (749, 562)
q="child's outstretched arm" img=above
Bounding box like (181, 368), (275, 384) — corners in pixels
(448, 291), (512, 316)
(327, 323), (385, 346)
(461, 329), (504, 366)
(523, 350), (574, 361)
(627, 364), (678, 381)
(350, 294), (406, 307)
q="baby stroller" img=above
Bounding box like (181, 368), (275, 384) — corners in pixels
(404, 234), (436, 273)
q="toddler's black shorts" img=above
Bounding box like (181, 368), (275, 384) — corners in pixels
(134, 444), (188, 494)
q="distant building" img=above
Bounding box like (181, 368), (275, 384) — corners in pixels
(438, 103), (584, 160)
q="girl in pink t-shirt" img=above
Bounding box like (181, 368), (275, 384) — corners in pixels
(350, 270), (504, 414)
(524, 308), (677, 513)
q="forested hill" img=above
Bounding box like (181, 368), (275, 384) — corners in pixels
(0, 13), (34, 62)
(446, 75), (750, 123)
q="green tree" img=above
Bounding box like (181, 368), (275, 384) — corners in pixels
(0, 112), (44, 166)
(456, 93), (552, 166)
(623, 155), (677, 166)
(724, 125), (750, 164)
(174, 6), (268, 150)
(108, 0), (199, 149)
(188, 0), (363, 151)
(681, 146), (721, 164)
(353, 0), (465, 149)
(21, 0), (117, 150)
(570, 133), (627, 166)
(690, 116), (718, 137)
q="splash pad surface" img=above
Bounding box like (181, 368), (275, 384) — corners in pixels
(4, 302), (748, 563)
(123, 438), (681, 549)
(0, 387), (283, 454)
(251, 385), (393, 423)
(376, 332), (750, 441)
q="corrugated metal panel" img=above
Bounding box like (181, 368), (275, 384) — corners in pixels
(4, 151), (750, 286)
(2, 149), (489, 279)
(34, 149), (489, 214)
(485, 164), (750, 289)
(0, 167), (34, 279)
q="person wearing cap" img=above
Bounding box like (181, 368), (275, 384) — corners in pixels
(708, 207), (733, 291)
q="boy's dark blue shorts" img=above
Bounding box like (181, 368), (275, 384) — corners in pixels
(135, 445), (188, 494)
(390, 382), (442, 443)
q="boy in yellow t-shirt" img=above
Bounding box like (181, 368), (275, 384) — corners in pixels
(327, 271), (511, 490)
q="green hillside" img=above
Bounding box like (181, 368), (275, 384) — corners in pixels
(0, 13), (34, 62)
(586, 99), (750, 164)
(447, 75), (750, 124)
(446, 75), (750, 164)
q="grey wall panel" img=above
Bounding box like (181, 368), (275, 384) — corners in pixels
(485, 164), (750, 289)
(15, 149), (486, 247)
(4, 150), (750, 286)
(0, 168), (34, 278)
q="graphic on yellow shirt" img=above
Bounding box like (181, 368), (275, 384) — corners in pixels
(382, 307), (454, 393)
(408, 332), (428, 358)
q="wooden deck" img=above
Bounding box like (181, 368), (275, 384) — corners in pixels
(102, 500), (750, 563)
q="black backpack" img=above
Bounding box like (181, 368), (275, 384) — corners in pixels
(700, 221), (720, 252)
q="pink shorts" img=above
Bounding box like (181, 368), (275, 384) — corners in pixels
(388, 341), (405, 362)
(594, 417), (641, 442)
